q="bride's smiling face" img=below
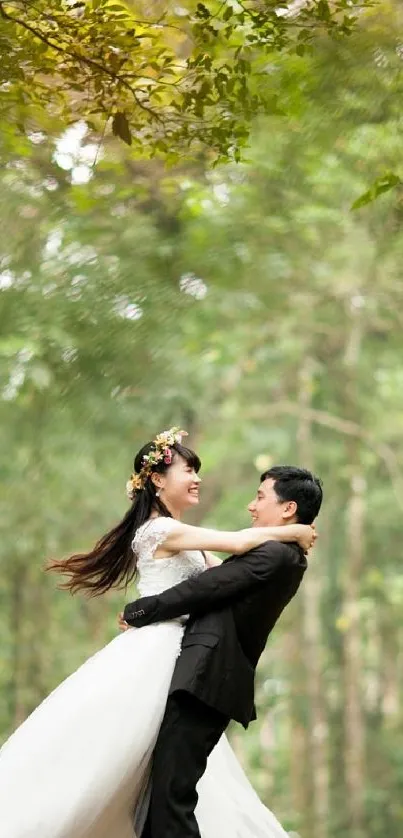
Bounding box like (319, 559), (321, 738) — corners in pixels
(153, 454), (201, 513)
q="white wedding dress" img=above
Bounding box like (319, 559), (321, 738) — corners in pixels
(0, 517), (288, 838)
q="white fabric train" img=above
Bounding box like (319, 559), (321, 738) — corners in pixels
(0, 517), (288, 838)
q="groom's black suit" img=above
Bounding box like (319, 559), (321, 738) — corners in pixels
(124, 539), (307, 838)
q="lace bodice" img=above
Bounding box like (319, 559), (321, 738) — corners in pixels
(133, 517), (206, 597)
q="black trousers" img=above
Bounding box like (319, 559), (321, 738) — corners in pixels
(142, 691), (229, 838)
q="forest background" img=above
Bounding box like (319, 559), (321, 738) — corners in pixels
(1, 2), (403, 837)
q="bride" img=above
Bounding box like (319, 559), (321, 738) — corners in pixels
(0, 427), (315, 838)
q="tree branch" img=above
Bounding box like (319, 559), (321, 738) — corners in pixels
(248, 401), (403, 510)
(0, 2), (165, 123)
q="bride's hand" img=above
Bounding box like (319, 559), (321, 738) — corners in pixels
(118, 612), (129, 632)
(291, 524), (317, 552)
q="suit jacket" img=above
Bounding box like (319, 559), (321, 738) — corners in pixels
(124, 540), (307, 728)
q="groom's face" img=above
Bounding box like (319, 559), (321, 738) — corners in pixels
(248, 478), (297, 527)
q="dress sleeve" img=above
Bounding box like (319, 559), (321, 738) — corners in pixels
(131, 516), (177, 558)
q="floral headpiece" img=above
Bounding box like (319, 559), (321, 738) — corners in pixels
(126, 427), (188, 501)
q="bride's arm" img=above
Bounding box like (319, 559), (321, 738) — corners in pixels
(204, 551), (223, 568)
(161, 521), (314, 555)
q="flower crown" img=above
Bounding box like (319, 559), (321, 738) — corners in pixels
(126, 427), (188, 501)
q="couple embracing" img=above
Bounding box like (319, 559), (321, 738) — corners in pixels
(0, 428), (322, 838)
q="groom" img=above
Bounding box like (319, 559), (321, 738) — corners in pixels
(123, 465), (323, 838)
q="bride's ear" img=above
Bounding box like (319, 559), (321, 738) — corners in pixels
(151, 474), (164, 492)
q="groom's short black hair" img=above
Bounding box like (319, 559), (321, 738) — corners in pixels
(260, 465), (323, 525)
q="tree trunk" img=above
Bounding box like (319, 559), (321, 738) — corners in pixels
(9, 562), (28, 729)
(343, 470), (365, 836)
(297, 357), (329, 838)
(342, 304), (366, 837)
(285, 615), (312, 832)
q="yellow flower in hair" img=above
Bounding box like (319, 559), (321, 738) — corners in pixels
(126, 473), (144, 500)
(125, 427), (189, 502)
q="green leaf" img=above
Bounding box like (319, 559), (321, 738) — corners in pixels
(112, 111), (132, 146)
(106, 2), (128, 10)
(351, 173), (401, 210)
(317, 0), (331, 21)
(196, 3), (210, 20)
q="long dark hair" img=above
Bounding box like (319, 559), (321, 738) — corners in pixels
(48, 441), (201, 597)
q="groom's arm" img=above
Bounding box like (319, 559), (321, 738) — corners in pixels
(123, 541), (295, 627)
